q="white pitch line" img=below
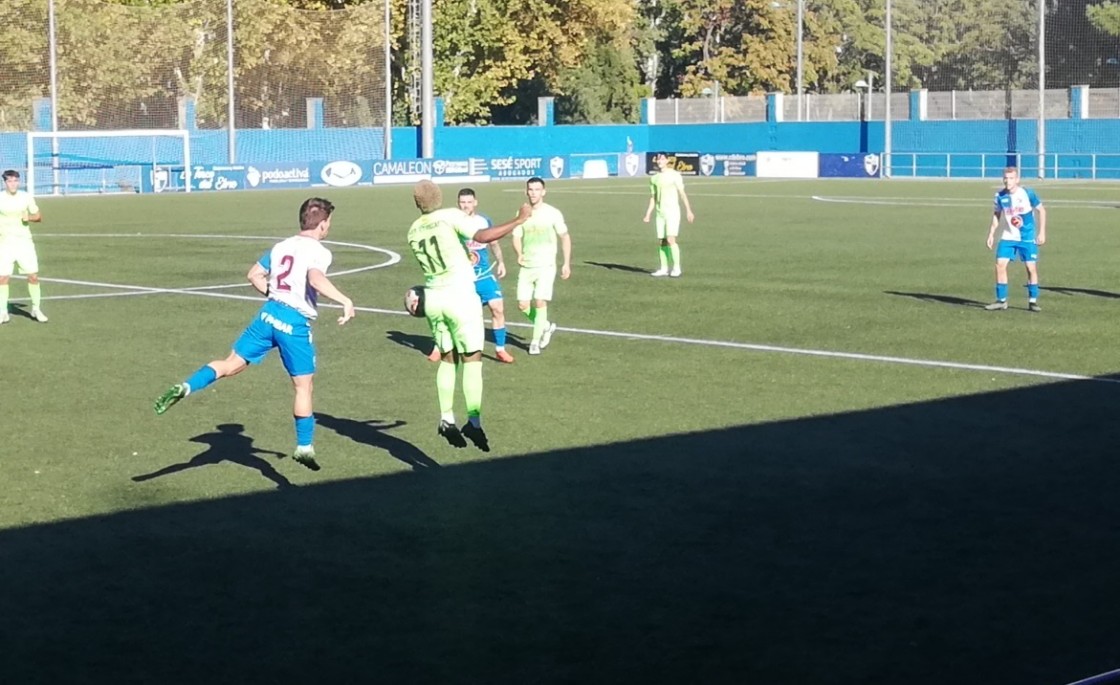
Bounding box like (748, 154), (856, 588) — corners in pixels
(811, 195), (1120, 209)
(812, 195), (979, 208)
(27, 236), (1120, 387)
(554, 325), (1120, 385)
(28, 273), (1120, 386)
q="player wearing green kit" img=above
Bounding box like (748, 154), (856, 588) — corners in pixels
(408, 180), (531, 451)
(512, 177), (572, 356)
(0, 169), (47, 323)
(642, 152), (695, 277)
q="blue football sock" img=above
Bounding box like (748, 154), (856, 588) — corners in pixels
(493, 326), (507, 349)
(294, 415), (315, 447)
(1027, 283), (1039, 300)
(995, 283), (1008, 301)
(184, 365), (218, 394)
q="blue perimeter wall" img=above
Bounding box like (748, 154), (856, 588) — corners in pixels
(4, 119), (1120, 168)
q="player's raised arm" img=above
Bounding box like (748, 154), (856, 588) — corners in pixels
(473, 203), (532, 244)
(308, 268), (356, 324)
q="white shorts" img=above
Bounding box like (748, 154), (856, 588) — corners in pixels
(0, 238), (40, 277)
(656, 212), (681, 239)
(517, 265), (557, 302)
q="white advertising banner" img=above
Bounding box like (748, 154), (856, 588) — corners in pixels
(756, 151), (820, 178)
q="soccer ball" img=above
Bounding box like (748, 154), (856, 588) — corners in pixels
(404, 285), (425, 317)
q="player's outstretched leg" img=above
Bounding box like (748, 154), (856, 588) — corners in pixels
(439, 420), (467, 448)
(154, 384), (187, 415)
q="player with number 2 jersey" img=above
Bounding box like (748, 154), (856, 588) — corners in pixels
(153, 197), (356, 471)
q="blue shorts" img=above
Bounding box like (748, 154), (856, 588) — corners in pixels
(475, 274), (503, 305)
(996, 240), (1038, 263)
(233, 300), (316, 376)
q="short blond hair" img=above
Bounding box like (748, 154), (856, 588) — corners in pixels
(1003, 166), (1020, 176)
(413, 180), (442, 213)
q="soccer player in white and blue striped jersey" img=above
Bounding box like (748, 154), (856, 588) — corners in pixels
(153, 198), (356, 471)
(985, 166), (1047, 312)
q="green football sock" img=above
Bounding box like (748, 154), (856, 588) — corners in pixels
(0, 284), (8, 313)
(659, 246), (669, 271)
(436, 361), (457, 416)
(532, 306), (549, 343)
(28, 282), (42, 308)
(462, 360), (483, 419)
(669, 244), (680, 270)
(523, 306), (536, 322)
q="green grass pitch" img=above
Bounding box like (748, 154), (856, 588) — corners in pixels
(2, 177), (1119, 683)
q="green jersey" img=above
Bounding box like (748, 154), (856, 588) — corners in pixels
(650, 169), (685, 216)
(0, 189), (39, 241)
(407, 208), (477, 289)
(513, 203), (567, 268)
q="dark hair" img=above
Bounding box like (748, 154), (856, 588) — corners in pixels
(413, 180), (443, 213)
(299, 197), (335, 232)
(526, 177), (545, 188)
(2, 169), (20, 180)
(458, 187), (476, 198)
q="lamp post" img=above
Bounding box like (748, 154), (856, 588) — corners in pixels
(855, 72), (874, 120)
(796, 0), (804, 121)
(771, 0), (805, 121)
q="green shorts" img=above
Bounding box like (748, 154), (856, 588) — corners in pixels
(656, 212), (681, 239)
(517, 264), (557, 302)
(425, 286), (485, 354)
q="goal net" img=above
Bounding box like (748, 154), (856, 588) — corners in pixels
(27, 130), (191, 195)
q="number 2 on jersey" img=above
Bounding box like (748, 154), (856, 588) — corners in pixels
(275, 254), (295, 291)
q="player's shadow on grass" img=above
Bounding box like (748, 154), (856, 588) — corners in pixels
(132, 423), (292, 489)
(10, 372), (1120, 684)
(386, 329), (431, 354)
(386, 328), (528, 358)
(496, 329), (529, 353)
(584, 260), (649, 274)
(884, 290), (987, 308)
(315, 414), (440, 470)
(7, 302), (36, 320)
(1041, 285), (1120, 299)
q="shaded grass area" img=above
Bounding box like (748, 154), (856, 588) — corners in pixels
(3, 178), (1120, 683)
(3, 373), (1120, 684)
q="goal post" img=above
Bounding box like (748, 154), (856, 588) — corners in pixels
(26, 129), (192, 196)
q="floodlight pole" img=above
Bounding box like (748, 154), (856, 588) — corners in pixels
(1037, 0), (1045, 179)
(796, 0), (804, 121)
(48, 0), (60, 194)
(226, 0), (236, 164)
(883, 0), (892, 178)
(384, 0), (393, 159)
(420, 0), (434, 158)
